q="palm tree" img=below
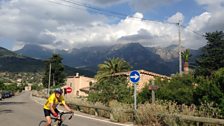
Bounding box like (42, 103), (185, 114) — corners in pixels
(181, 49), (191, 74)
(95, 57), (131, 81)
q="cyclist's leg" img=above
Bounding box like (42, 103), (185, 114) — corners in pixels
(45, 116), (52, 126)
(44, 109), (52, 126)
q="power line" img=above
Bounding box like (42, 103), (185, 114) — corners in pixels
(48, 0), (205, 38)
(180, 24), (206, 38)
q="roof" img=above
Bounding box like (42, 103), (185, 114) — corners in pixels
(113, 69), (171, 79)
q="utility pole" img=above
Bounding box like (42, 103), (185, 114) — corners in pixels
(178, 21), (182, 74)
(47, 63), (51, 97)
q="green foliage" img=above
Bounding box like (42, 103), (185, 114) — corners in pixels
(31, 84), (44, 91)
(95, 57), (131, 81)
(155, 75), (195, 105)
(42, 54), (66, 88)
(88, 76), (133, 104)
(89, 58), (132, 104)
(138, 83), (151, 104)
(0, 81), (25, 92)
(196, 31), (224, 76)
(181, 49), (191, 62)
(185, 68), (224, 115)
(4, 83), (18, 92)
(213, 68), (224, 92)
(0, 80), (5, 90)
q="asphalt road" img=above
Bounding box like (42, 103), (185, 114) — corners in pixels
(0, 92), (131, 126)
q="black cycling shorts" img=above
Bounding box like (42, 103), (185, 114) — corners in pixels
(43, 108), (59, 117)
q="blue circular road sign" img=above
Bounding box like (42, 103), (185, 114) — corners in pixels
(130, 70), (140, 83)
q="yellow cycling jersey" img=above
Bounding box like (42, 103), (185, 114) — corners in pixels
(43, 93), (66, 110)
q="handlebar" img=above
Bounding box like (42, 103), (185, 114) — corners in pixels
(59, 111), (74, 120)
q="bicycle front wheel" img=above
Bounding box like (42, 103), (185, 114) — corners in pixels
(39, 120), (59, 126)
(39, 120), (47, 126)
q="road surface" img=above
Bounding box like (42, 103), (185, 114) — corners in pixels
(0, 92), (131, 126)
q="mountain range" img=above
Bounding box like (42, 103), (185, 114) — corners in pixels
(15, 43), (201, 75)
(0, 47), (95, 76)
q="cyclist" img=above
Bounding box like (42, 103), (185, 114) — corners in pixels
(43, 88), (73, 126)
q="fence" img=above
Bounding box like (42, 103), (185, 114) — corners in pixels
(68, 102), (224, 125)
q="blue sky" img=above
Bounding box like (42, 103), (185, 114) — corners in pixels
(0, 0), (223, 50)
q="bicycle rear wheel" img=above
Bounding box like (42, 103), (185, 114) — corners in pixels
(39, 120), (47, 126)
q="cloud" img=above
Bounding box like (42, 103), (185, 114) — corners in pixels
(44, 12), (182, 49)
(0, 0), (107, 49)
(81, 0), (182, 12)
(85, 0), (127, 6)
(167, 12), (184, 23)
(196, 0), (224, 11)
(188, 0), (224, 33)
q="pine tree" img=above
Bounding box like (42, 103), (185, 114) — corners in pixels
(42, 54), (65, 88)
(196, 31), (224, 76)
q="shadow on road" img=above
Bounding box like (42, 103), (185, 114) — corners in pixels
(0, 102), (26, 105)
(0, 109), (13, 114)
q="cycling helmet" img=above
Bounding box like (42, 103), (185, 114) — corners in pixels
(54, 88), (63, 94)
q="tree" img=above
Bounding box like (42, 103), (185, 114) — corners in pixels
(0, 81), (5, 90)
(182, 49), (191, 74)
(195, 31), (224, 76)
(156, 74), (195, 105)
(42, 54), (65, 88)
(89, 58), (132, 104)
(95, 57), (131, 81)
(88, 76), (133, 104)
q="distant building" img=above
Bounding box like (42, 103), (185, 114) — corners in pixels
(25, 84), (32, 91)
(65, 73), (96, 97)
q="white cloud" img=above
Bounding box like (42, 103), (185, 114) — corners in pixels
(44, 12), (182, 49)
(196, 0), (224, 11)
(0, 0), (107, 49)
(167, 12), (184, 23)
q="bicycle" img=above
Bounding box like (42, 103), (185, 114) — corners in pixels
(39, 111), (74, 126)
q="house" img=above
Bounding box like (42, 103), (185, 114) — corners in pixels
(113, 70), (171, 91)
(64, 70), (170, 97)
(65, 73), (96, 97)
(25, 84), (32, 91)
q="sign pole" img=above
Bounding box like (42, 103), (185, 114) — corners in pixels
(151, 80), (155, 104)
(134, 82), (137, 111)
(129, 70), (140, 124)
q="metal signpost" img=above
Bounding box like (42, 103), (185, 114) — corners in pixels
(129, 70), (140, 114)
(148, 80), (159, 104)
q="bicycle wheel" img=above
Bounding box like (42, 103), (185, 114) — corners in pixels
(39, 120), (47, 126)
(39, 120), (59, 126)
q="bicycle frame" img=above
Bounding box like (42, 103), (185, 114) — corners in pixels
(51, 111), (74, 126)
